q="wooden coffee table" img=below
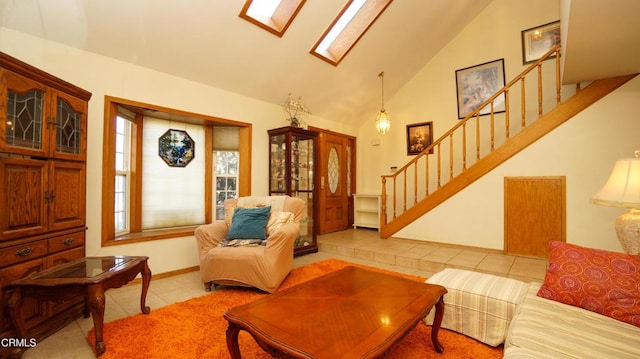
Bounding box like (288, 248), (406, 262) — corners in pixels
(224, 266), (447, 358)
(8, 256), (151, 357)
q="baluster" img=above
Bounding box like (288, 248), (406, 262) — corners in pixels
(449, 133), (454, 180)
(537, 64), (543, 117)
(520, 78), (526, 128)
(425, 153), (430, 195)
(462, 123), (467, 170)
(505, 88), (510, 138)
(475, 114), (480, 160)
(414, 160), (418, 204)
(490, 102), (495, 151)
(403, 168), (407, 212)
(437, 143), (442, 188)
(555, 51), (562, 103)
(392, 176), (397, 219)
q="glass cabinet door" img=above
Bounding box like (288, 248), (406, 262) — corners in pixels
(268, 126), (318, 256)
(54, 94), (84, 158)
(291, 135), (314, 251)
(3, 69), (47, 157)
(269, 133), (286, 193)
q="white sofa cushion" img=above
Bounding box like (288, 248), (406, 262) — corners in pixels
(505, 282), (640, 359)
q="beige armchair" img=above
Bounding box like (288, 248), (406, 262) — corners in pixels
(195, 196), (304, 293)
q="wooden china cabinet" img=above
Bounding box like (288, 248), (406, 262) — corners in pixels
(268, 126), (318, 256)
(0, 52), (90, 350)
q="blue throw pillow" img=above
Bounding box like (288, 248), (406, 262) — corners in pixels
(225, 206), (271, 240)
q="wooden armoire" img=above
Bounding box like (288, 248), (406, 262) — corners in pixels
(0, 52), (90, 350)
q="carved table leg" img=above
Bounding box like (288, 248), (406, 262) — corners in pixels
(430, 295), (445, 353)
(226, 322), (242, 359)
(140, 260), (152, 314)
(87, 285), (107, 356)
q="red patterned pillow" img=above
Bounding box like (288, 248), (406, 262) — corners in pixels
(537, 241), (640, 327)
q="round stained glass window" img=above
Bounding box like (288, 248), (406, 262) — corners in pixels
(328, 147), (339, 193)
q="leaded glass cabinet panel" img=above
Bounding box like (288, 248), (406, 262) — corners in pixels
(268, 126), (318, 256)
(1, 69), (87, 161)
(51, 89), (87, 161)
(2, 69), (47, 157)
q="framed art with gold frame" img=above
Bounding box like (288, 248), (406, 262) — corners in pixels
(521, 20), (561, 64)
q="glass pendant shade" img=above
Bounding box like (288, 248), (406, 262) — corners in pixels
(375, 110), (391, 134)
(375, 71), (390, 134)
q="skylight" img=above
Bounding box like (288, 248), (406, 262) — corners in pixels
(311, 0), (393, 66)
(239, 0), (306, 37)
(315, 0), (367, 54)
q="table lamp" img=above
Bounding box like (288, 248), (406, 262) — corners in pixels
(591, 151), (640, 255)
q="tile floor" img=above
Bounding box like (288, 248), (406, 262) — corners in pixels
(21, 229), (548, 358)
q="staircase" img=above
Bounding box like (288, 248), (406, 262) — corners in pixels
(380, 45), (637, 239)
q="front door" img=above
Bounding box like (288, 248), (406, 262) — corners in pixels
(312, 128), (356, 234)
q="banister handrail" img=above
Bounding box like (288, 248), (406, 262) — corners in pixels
(380, 45), (563, 229)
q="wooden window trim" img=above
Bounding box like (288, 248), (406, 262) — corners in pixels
(310, 0), (393, 66)
(101, 96), (252, 246)
(239, 0), (306, 37)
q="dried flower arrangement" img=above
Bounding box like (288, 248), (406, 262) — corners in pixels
(283, 93), (311, 127)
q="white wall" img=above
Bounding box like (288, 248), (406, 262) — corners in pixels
(357, 0), (640, 253)
(0, 27), (357, 274)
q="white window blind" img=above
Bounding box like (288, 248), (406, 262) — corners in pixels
(141, 117), (205, 229)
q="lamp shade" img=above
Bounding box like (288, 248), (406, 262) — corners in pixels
(375, 110), (390, 134)
(374, 71), (391, 134)
(591, 157), (640, 208)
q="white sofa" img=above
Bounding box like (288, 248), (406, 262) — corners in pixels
(425, 269), (640, 358)
(504, 282), (640, 359)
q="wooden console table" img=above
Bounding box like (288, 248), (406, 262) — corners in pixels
(8, 256), (151, 357)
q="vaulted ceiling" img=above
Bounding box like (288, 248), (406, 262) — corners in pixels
(1, 0), (638, 126)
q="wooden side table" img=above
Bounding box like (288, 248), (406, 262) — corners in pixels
(8, 256), (151, 357)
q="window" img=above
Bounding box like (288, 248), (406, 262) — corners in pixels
(239, 0), (306, 37)
(310, 0), (393, 66)
(102, 97), (252, 246)
(214, 151), (239, 220)
(141, 118), (206, 229)
(114, 115), (132, 235)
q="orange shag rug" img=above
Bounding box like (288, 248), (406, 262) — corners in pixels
(88, 259), (503, 358)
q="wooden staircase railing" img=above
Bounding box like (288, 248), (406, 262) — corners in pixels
(379, 45), (635, 238)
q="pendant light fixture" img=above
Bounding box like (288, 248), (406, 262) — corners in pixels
(375, 71), (391, 134)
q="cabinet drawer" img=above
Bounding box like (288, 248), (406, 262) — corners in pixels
(48, 232), (85, 254)
(0, 240), (47, 268)
(0, 257), (48, 333)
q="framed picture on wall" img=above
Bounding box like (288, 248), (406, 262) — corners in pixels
(406, 122), (433, 155)
(455, 59), (506, 119)
(521, 20), (561, 64)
